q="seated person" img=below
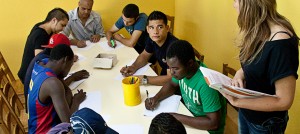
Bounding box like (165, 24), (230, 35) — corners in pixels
(149, 113), (186, 134)
(120, 11), (178, 86)
(24, 33), (89, 112)
(63, 0), (105, 48)
(145, 40), (226, 134)
(28, 44), (86, 133)
(106, 4), (148, 53)
(47, 108), (118, 134)
(18, 8), (69, 83)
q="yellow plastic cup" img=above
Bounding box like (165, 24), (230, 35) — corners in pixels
(122, 76), (141, 106)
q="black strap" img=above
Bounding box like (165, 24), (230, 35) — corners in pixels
(270, 31), (292, 41)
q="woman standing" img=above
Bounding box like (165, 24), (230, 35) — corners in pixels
(222, 0), (299, 133)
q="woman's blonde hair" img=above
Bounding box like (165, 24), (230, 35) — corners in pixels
(237, 0), (298, 64)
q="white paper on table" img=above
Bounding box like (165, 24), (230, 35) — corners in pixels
(69, 79), (87, 90)
(99, 39), (124, 51)
(75, 53), (86, 62)
(144, 95), (181, 117)
(115, 60), (151, 81)
(110, 124), (144, 134)
(79, 91), (102, 114)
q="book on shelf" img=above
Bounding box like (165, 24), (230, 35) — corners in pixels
(200, 67), (276, 98)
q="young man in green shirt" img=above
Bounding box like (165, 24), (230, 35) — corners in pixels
(145, 40), (226, 134)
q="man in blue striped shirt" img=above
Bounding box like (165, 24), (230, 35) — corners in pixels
(63, 0), (105, 48)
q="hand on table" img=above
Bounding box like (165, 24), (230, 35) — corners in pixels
(77, 40), (87, 48)
(90, 34), (101, 43)
(70, 70), (90, 81)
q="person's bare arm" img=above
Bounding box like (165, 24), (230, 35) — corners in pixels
(70, 39), (87, 48)
(64, 70), (90, 86)
(106, 25), (119, 47)
(40, 78), (72, 122)
(113, 30), (143, 47)
(120, 50), (152, 76)
(222, 75), (296, 111)
(136, 69), (172, 86)
(40, 78), (86, 122)
(170, 110), (221, 130)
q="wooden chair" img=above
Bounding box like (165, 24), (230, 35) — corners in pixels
(166, 15), (175, 34)
(0, 92), (26, 134)
(194, 48), (204, 62)
(0, 52), (25, 104)
(223, 63), (237, 78)
(222, 63), (238, 134)
(0, 74), (28, 132)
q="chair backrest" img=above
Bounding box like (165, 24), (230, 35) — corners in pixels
(222, 63), (237, 78)
(193, 48), (204, 63)
(0, 68), (10, 89)
(222, 63), (239, 111)
(0, 92), (26, 134)
(166, 15), (175, 34)
(0, 51), (16, 83)
(1, 82), (24, 117)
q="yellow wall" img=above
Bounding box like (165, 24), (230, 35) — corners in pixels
(0, 0), (174, 78)
(1, 0), (299, 133)
(174, 0), (299, 133)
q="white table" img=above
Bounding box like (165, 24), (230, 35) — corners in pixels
(70, 38), (208, 134)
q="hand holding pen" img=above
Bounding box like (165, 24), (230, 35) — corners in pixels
(145, 92), (158, 111)
(120, 65), (136, 76)
(110, 37), (116, 48)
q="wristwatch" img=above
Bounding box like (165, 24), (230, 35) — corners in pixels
(142, 75), (148, 85)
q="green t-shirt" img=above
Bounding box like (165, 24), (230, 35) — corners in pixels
(172, 63), (226, 134)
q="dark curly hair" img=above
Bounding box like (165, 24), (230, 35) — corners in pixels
(149, 113), (186, 134)
(166, 40), (195, 66)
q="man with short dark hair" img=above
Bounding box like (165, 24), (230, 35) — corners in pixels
(106, 4), (148, 54)
(18, 8), (69, 83)
(28, 44), (86, 133)
(63, 0), (105, 48)
(23, 34), (89, 112)
(120, 11), (178, 86)
(145, 40), (226, 134)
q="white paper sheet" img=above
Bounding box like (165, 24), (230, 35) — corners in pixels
(144, 95), (181, 117)
(110, 124), (144, 134)
(115, 60), (151, 81)
(75, 53), (86, 62)
(79, 91), (102, 114)
(69, 79), (87, 90)
(99, 39), (124, 51)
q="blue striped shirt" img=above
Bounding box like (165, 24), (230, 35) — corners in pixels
(63, 8), (105, 41)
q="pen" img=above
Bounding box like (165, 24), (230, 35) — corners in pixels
(110, 37), (115, 48)
(146, 90), (153, 111)
(146, 90), (149, 99)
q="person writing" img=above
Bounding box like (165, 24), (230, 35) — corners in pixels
(120, 11), (178, 86)
(221, 0), (299, 133)
(106, 4), (148, 54)
(145, 40), (226, 134)
(63, 0), (105, 48)
(28, 44), (86, 133)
